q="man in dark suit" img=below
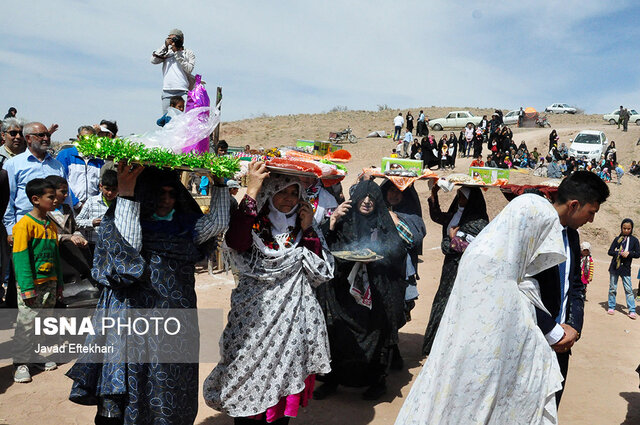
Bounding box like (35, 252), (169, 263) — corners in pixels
(533, 171), (610, 406)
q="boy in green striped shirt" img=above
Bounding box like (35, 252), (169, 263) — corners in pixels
(12, 178), (62, 383)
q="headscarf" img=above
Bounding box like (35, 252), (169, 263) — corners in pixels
(306, 179), (338, 223)
(337, 180), (404, 260)
(442, 187), (488, 237)
(379, 179), (422, 217)
(253, 174), (306, 252)
(613, 218), (634, 269)
(134, 167), (202, 237)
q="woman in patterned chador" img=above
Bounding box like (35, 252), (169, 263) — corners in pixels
(67, 164), (230, 425)
(203, 161), (334, 424)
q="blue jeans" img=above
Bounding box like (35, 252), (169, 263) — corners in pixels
(609, 273), (636, 312)
(394, 126), (401, 141)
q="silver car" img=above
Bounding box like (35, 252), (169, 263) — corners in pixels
(545, 103), (577, 114)
(602, 109), (640, 125)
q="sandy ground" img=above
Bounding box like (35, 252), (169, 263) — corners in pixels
(1, 109), (639, 424)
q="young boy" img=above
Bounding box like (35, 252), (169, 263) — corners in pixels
(45, 175), (94, 286)
(156, 95), (185, 127)
(12, 178), (62, 383)
(76, 170), (118, 248)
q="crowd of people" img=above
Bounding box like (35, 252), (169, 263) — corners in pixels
(391, 110), (635, 186)
(1, 88), (639, 423)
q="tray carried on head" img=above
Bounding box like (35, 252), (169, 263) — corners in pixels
(265, 165), (318, 178)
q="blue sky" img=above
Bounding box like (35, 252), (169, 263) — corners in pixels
(2, 1), (639, 141)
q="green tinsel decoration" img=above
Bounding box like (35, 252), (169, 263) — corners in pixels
(75, 135), (240, 178)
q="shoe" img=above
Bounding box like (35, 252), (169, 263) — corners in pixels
(607, 309), (615, 315)
(629, 312), (637, 320)
(14, 365), (32, 383)
(313, 382), (338, 400)
(362, 378), (387, 400)
(32, 361), (57, 371)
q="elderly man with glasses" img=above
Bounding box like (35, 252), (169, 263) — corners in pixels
(0, 118), (27, 168)
(3, 122), (67, 242)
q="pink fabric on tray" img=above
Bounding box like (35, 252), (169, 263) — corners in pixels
(247, 375), (316, 423)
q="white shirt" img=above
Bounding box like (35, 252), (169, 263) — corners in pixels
(394, 116), (404, 127)
(151, 47), (196, 91)
(545, 227), (571, 345)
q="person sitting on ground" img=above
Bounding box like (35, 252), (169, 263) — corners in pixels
(547, 157), (563, 179)
(558, 143), (569, 157)
(470, 155), (484, 168)
(156, 95), (185, 127)
(629, 160), (640, 176)
(76, 170), (118, 251)
(44, 176), (93, 288)
(532, 147), (540, 162)
(12, 178), (62, 383)
(533, 157), (548, 177)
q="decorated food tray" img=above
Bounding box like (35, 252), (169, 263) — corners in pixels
(332, 248), (384, 263)
(444, 173), (508, 188)
(75, 135), (240, 178)
(265, 165), (318, 178)
(362, 168), (438, 191)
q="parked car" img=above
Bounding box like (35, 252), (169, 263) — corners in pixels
(503, 110), (520, 126)
(567, 130), (608, 161)
(602, 109), (640, 125)
(429, 111), (483, 131)
(545, 103), (577, 114)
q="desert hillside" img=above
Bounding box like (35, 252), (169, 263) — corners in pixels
(221, 107), (640, 245)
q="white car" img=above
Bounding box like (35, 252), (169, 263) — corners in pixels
(503, 110), (520, 126)
(567, 130), (608, 161)
(602, 109), (640, 125)
(545, 103), (577, 114)
(429, 111), (483, 131)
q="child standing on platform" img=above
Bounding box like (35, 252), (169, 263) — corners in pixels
(12, 178), (62, 383)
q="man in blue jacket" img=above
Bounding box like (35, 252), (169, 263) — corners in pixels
(56, 126), (104, 211)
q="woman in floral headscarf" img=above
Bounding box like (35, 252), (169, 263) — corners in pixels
(204, 162), (334, 424)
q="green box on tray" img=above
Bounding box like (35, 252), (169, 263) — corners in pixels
(296, 140), (342, 154)
(381, 157), (423, 174)
(469, 167), (510, 184)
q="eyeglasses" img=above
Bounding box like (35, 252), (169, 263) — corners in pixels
(26, 132), (50, 139)
(7, 130), (22, 137)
